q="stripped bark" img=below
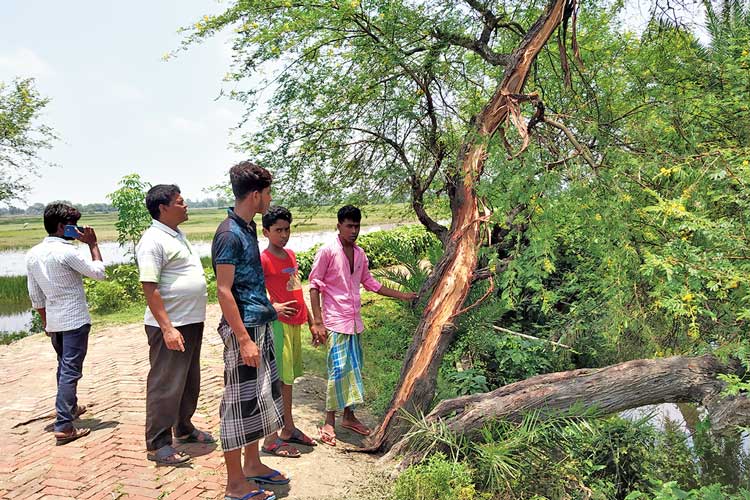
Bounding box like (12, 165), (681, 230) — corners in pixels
(384, 355), (749, 467)
(366, 0), (576, 452)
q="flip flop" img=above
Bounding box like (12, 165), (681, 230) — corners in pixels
(54, 427), (90, 445)
(147, 445), (192, 465)
(281, 428), (317, 447)
(341, 421), (371, 436)
(318, 426), (336, 447)
(246, 468), (290, 486)
(261, 438), (300, 458)
(176, 428), (216, 444)
(224, 489), (275, 500)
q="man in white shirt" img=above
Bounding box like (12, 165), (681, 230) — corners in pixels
(26, 203), (106, 445)
(136, 185), (211, 465)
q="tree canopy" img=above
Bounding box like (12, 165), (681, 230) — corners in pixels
(0, 78), (56, 204)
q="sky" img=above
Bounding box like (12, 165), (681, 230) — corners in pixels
(1, 0), (251, 206)
(1, 1), (707, 208)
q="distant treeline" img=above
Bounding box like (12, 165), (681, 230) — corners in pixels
(0, 197), (233, 216)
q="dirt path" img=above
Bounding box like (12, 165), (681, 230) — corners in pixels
(0, 304), (382, 500)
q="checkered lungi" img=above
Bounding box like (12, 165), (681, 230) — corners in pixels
(326, 330), (365, 411)
(218, 320), (283, 451)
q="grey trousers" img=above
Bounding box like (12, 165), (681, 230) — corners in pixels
(144, 322), (204, 451)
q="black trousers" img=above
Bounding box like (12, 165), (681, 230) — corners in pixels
(144, 322), (204, 451)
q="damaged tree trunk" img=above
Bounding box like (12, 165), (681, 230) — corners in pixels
(366, 0), (576, 452)
(384, 355), (749, 467)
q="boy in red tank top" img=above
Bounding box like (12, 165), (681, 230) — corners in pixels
(260, 206), (319, 457)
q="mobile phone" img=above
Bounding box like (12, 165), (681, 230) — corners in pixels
(63, 225), (84, 238)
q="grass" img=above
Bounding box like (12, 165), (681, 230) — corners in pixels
(0, 276), (29, 303)
(359, 293), (419, 415)
(0, 203), (424, 251)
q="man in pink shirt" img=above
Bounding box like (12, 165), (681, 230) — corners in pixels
(309, 205), (416, 446)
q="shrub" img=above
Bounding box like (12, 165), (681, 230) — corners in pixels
(358, 225), (439, 269)
(296, 225), (440, 280)
(393, 453), (484, 500)
(625, 482), (750, 500)
(85, 280), (127, 312)
(297, 244), (322, 280)
(105, 264), (143, 302)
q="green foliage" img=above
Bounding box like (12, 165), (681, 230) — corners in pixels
(357, 225), (439, 269)
(0, 78), (56, 204)
(396, 409), (750, 500)
(393, 453), (484, 500)
(296, 225), (439, 280)
(0, 331), (35, 345)
(718, 374), (750, 397)
(296, 243), (321, 279)
(85, 280), (127, 313)
(107, 174), (152, 258)
(626, 482), (750, 500)
(444, 369), (489, 396)
(0, 275), (30, 303)
(359, 294), (419, 414)
(84, 263), (144, 313)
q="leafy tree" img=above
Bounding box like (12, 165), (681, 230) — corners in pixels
(0, 78), (57, 204)
(184, 0), (750, 451)
(108, 174), (152, 259)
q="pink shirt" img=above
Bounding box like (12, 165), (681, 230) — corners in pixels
(308, 237), (382, 334)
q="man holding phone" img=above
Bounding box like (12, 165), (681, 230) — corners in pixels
(136, 185), (211, 465)
(26, 203), (106, 445)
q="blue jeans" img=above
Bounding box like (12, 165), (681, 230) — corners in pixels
(50, 324), (90, 432)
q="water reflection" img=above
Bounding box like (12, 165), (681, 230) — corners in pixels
(0, 310), (31, 332)
(623, 402), (750, 489)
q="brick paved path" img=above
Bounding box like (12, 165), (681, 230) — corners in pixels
(0, 305), (377, 500)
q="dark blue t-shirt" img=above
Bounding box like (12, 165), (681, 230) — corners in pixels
(211, 208), (277, 327)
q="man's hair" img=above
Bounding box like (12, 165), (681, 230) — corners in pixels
(262, 205), (292, 229)
(229, 161), (273, 201)
(145, 184), (181, 220)
(44, 203), (81, 234)
(337, 205), (362, 223)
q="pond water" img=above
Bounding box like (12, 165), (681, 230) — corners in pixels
(0, 223), (403, 335)
(624, 402), (750, 486)
(0, 224), (401, 277)
(0, 310), (32, 333)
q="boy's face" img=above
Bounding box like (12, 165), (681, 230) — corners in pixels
(263, 219), (291, 248)
(337, 218), (360, 245)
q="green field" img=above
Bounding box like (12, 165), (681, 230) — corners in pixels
(0, 203), (425, 251)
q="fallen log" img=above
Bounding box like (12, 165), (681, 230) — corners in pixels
(384, 354), (749, 468)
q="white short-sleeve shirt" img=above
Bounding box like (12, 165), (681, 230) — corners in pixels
(136, 220), (207, 328)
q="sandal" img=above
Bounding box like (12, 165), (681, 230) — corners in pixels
(176, 428), (216, 444)
(318, 426), (336, 447)
(74, 404), (87, 419)
(261, 438), (300, 458)
(224, 489), (276, 500)
(281, 428), (317, 447)
(341, 421), (371, 436)
(147, 445), (191, 465)
(55, 427), (90, 445)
